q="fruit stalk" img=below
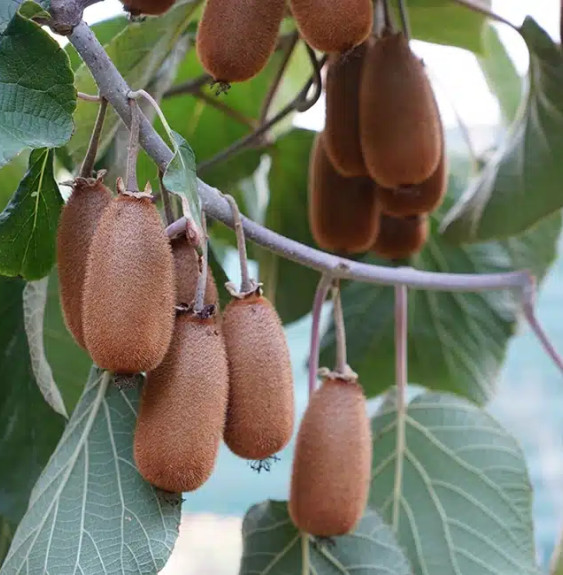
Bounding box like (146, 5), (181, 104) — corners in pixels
(225, 195), (252, 293)
(126, 98), (140, 192)
(332, 282), (347, 375)
(193, 212), (209, 314)
(79, 97), (107, 178)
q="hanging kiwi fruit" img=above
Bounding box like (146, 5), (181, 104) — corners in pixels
(197, 0), (286, 84)
(371, 213), (429, 260)
(309, 133), (380, 254)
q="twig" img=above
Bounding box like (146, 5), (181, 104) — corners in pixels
(77, 91), (101, 102)
(163, 74), (213, 99)
(159, 170), (175, 225)
(398, 0), (411, 40)
(381, 0), (394, 31)
(225, 195), (252, 293)
(126, 98), (140, 191)
(193, 89), (257, 129)
(194, 212), (209, 313)
(308, 274), (333, 397)
(392, 285), (408, 533)
(79, 97), (107, 178)
(451, 0), (517, 29)
(332, 282), (347, 374)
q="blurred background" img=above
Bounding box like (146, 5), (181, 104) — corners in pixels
(66, 1), (563, 572)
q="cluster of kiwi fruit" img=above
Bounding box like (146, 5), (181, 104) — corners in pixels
(311, 29), (447, 260)
(56, 173), (294, 493)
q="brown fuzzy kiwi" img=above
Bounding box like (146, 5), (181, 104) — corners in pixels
(371, 214), (429, 260)
(172, 236), (218, 307)
(120, 0), (175, 15)
(82, 194), (176, 373)
(57, 177), (112, 349)
(360, 33), (442, 188)
(289, 378), (372, 536)
(222, 293), (294, 460)
(309, 133), (380, 254)
(289, 0), (373, 53)
(134, 312), (229, 492)
(378, 139), (447, 217)
(324, 43), (368, 177)
(196, 0), (286, 83)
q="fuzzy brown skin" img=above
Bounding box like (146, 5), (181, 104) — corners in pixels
(289, 0), (372, 53)
(289, 378), (372, 536)
(134, 314), (229, 492)
(378, 141), (447, 217)
(371, 214), (429, 260)
(172, 236), (218, 307)
(360, 33), (442, 188)
(121, 0), (175, 15)
(222, 294), (294, 460)
(57, 179), (112, 349)
(196, 0), (286, 83)
(82, 195), (175, 373)
(309, 133), (380, 254)
(324, 43), (367, 177)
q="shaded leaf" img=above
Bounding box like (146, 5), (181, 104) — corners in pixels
(23, 276), (68, 418)
(371, 392), (539, 575)
(443, 18), (563, 242)
(1, 367), (181, 575)
(0, 517), (14, 567)
(240, 500), (411, 575)
(0, 149), (63, 280)
(0, 0), (48, 34)
(0, 15), (75, 167)
(0, 154), (28, 212)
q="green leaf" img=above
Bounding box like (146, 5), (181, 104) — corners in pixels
(1, 367), (181, 575)
(371, 392), (538, 575)
(163, 130), (201, 229)
(240, 500), (412, 575)
(0, 15), (75, 167)
(0, 276), (64, 524)
(17, 0), (50, 21)
(67, 1), (199, 165)
(0, 154), (28, 212)
(0, 0), (49, 33)
(0, 517), (14, 567)
(0, 149), (63, 280)
(320, 160), (562, 404)
(550, 531), (563, 575)
(442, 18), (563, 242)
(478, 24), (523, 126)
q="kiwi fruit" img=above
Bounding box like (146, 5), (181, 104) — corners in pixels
(57, 177), (112, 349)
(309, 133), (380, 254)
(120, 0), (175, 15)
(371, 214), (429, 260)
(172, 236), (218, 307)
(360, 33), (442, 188)
(378, 140), (447, 217)
(289, 0), (373, 53)
(289, 377), (371, 536)
(134, 312), (228, 492)
(222, 292), (294, 460)
(82, 194), (176, 373)
(324, 43), (367, 177)
(197, 0), (286, 83)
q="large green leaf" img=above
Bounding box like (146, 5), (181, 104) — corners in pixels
(371, 392), (538, 575)
(320, 160), (562, 404)
(443, 18), (563, 242)
(0, 154), (28, 212)
(0, 517), (14, 567)
(0, 367), (181, 575)
(0, 15), (75, 167)
(0, 276), (64, 524)
(240, 500), (412, 575)
(0, 149), (63, 280)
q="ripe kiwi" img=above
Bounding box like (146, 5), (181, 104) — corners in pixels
(324, 43), (367, 177)
(172, 236), (218, 307)
(134, 312), (229, 492)
(196, 0), (286, 83)
(309, 133), (380, 254)
(57, 177), (112, 349)
(120, 0), (175, 15)
(371, 214), (429, 260)
(289, 377), (372, 536)
(222, 292), (294, 460)
(359, 33), (442, 188)
(82, 194), (176, 373)
(289, 0), (373, 53)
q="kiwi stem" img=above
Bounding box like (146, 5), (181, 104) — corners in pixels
(308, 273), (333, 397)
(194, 212), (209, 314)
(451, 0), (517, 29)
(332, 282), (348, 375)
(159, 170), (175, 226)
(392, 285), (408, 533)
(301, 532), (310, 575)
(77, 91), (102, 102)
(125, 98), (140, 192)
(397, 0), (411, 40)
(79, 97), (107, 178)
(225, 195), (252, 293)
(381, 0), (394, 31)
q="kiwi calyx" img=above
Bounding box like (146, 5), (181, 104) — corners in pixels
(317, 365), (358, 383)
(224, 280), (263, 300)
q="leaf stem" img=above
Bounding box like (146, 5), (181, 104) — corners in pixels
(392, 284), (408, 533)
(77, 91), (102, 102)
(194, 212), (209, 313)
(125, 98), (140, 192)
(301, 532), (310, 575)
(225, 195), (252, 293)
(308, 273), (333, 397)
(332, 282), (347, 374)
(128, 89), (175, 149)
(159, 170), (175, 225)
(79, 97), (107, 178)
